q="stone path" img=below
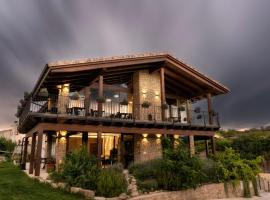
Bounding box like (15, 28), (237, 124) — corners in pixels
(211, 191), (270, 200)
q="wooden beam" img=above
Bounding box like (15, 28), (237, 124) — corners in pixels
(34, 131), (43, 176)
(207, 93), (213, 125)
(211, 136), (216, 155)
(98, 75), (104, 117)
(22, 137), (29, 166)
(36, 123), (216, 136)
(29, 133), (36, 174)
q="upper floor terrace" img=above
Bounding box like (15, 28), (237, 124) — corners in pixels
(17, 53), (229, 133)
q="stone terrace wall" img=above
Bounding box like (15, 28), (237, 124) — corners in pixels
(129, 182), (253, 200)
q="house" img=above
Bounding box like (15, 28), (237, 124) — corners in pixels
(18, 53), (229, 176)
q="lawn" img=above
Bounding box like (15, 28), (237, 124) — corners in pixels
(0, 162), (85, 200)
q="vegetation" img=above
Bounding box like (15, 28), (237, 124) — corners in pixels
(50, 147), (127, 198)
(0, 161), (84, 200)
(129, 137), (262, 196)
(0, 137), (16, 160)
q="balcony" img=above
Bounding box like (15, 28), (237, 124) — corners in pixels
(18, 95), (220, 132)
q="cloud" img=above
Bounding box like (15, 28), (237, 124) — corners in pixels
(0, 0), (270, 130)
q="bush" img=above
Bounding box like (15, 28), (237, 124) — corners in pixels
(216, 138), (233, 151)
(96, 168), (127, 198)
(50, 147), (100, 190)
(137, 179), (158, 193)
(0, 137), (16, 160)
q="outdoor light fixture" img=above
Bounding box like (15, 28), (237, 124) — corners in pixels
(129, 101), (133, 104)
(106, 98), (112, 102)
(141, 89), (147, 94)
(142, 133), (148, 138)
(113, 94), (119, 98)
(174, 135), (180, 139)
(156, 134), (161, 138)
(57, 130), (67, 138)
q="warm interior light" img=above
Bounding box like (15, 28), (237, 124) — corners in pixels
(106, 98), (112, 102)
(63, 83), (70, 87)
(129, 101), (133, 104)
(156, 134), (161, 138)
(58, 130), (67, 138)
(174, 135), (180, 139)
(141, 89), (147, 94)
(142, 133), (148, 138)
(113, 94), (119, 98)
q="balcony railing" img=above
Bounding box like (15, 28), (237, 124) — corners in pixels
(19, 95), (220, 127)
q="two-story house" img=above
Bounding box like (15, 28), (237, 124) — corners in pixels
(18, 53), (229, 176)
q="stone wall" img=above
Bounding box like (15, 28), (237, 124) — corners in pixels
(55, 136), (66, 168)
(134, 134), (162, 162)
(129, 182), (254, 200)
(133, 70), (162, 121)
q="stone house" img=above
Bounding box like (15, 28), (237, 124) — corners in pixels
(18, 53), (229, 176)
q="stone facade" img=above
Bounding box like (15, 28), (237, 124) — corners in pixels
(133, 70), (162, 121)
(55, 134), (67, 168)
(134, 134), (162, 162)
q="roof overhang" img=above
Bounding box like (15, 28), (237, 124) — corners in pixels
(31, 53), (229, 100)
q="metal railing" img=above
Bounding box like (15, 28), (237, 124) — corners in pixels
(19, 95), (220, 127)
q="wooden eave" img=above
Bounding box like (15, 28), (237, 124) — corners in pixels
(31, 53), (229, 99)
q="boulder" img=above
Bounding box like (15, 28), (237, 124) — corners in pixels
(70, 187), (81, 193)
(79, 188), (95, 199)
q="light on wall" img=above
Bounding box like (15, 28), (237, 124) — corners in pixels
(174, 135), (180, 139)
(142, 133), (148, 138)
(156, 134), (161, 138)
(155, 92), (159, 98)
(57, 130), (67, 138)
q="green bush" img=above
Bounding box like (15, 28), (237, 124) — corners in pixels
(216, 138), (233, 151)
(137, 179), (158, 192)
(50, 147), (100, 190)
(0, 137), (16, 160)
(96, 168), (127, 198)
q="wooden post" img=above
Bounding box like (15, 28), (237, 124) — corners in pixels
(22, 137), (29, 166)
(186, 100), (192, 123)
(211, 136), (216, 155)
(188, 135), (195, 156)
(160, 67), (166, 121)
(205, 140), (209, 157)
(97, 131), (102, 167)
(46, 133), (52, 159)
(84, 87), (90, 116)
(207, 93), (213, 125)
(82, 132), (88, 149)
(66, 133), (70, 154)
(98, 75), (104, 117)
(35, 131), (43, 176)
(29, 133), (36, 174)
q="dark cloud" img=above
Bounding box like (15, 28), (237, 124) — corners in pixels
(0, 0), (270, 129)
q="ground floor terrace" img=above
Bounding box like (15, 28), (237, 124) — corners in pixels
(21, 122), (216, 176)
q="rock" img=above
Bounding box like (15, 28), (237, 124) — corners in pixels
(57, 182), (66, 189)
(70, 187), (81, 193)
(79, 188), (95, 199)
(51, 183), (58, 189)
(119, 193), (128, 200)
(94, 197), (106, 200)
(106, 198), (119, 200)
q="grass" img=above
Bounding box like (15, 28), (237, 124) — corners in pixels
(0, 162), (85, 200)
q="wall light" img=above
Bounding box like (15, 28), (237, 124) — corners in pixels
(156, 134), (161, 138)
(142, 133), (148, 138)
(106, 98), (112, 102)
(129, 101), (133, 104)
(141, 89), (147, 94)
(174, 135), (180, 139)
(57, 130), (67, 138)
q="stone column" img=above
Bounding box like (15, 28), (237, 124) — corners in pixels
(35, 131), (43, 176)
(98, 75), (104, 117)
(207, 93), (213, 125)
(55, 131), (67, 170)
(29, 133), (36, 174)
(188, 135), (195, 156)
(160, 67), (166, 121)
(57, 84), (70, 114)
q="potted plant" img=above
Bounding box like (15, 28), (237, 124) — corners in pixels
(38, 88), (49, 97)
(161, 103), (169, 110)
(142, 101), (151, 108)
(45, 158), (56, 172)
(96, 96), (106, 103)
(179, 106), (185, 111)
(194, 107), (201, 113)
(120, 99), (128, 106)
(70, 91), (80, 100)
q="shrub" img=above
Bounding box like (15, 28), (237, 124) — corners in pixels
(96, 168), (127, 198)
(216, 138), (233, 151)
(0, 137), (16, 160)
(50, 147), (100, 190)
(137, 179), (158, 193)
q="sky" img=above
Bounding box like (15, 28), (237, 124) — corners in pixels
(0, 0), (270, 130)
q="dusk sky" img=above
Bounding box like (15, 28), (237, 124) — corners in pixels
(1, 0), (270, 130)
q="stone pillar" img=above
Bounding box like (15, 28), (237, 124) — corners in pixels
(57, 84), (70, 114)
(35, 131), (43, 176)
(55, 131), (67, 170)
(29, 133), (36, 174)
(188, 135), (195, 156)
(160, 67), (166, 121)
(22, 137), (29, 168)
(186, 100), (192, 123)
